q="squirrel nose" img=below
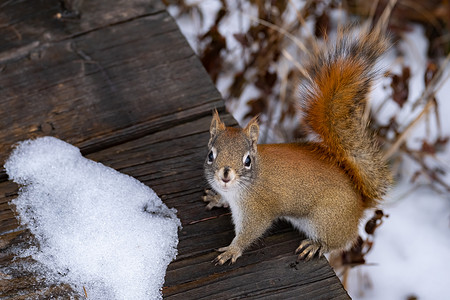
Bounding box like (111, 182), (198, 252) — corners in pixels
(221, 167), (231, 183)
(223, 167), (230, 178)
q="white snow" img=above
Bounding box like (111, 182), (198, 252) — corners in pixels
(347, 184), (450, 300)
(4, 136), (180, 300)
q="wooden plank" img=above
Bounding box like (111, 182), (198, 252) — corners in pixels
(0, 0), (222, 167)
(0, 0), (165, 55)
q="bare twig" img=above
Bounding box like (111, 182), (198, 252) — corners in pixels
(383, 98), (434, 160)
(377, 0), (398, 32)
(287, 0), (320, 54)
(281, 49), (308, 78)
(384, 51), (450, 160)
(242, 13), (312, 56)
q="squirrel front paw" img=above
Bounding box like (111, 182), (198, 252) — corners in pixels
(213, 245), (242, 265)
(295, 239), (325, 261)
(202, 189), (229, 210)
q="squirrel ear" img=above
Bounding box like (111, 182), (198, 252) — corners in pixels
(244, 115), (259, 151)
(209, 109), (225, 147)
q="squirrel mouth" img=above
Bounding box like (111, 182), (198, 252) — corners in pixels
(215, 168), (236, 190)
(219, 180), (232, 189)
(215, 177), (235, 190)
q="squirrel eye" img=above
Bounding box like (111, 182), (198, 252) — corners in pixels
(207, 150), (214, 164)
(244, 155), (251, 168)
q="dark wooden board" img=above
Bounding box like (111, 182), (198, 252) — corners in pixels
(0, 0), (221, 165)
(0, 1), (350, 299)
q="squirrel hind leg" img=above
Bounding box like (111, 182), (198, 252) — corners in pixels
(295, 239), (326, 261)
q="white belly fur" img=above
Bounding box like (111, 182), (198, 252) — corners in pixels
(282, 216), (318, 240)
(219, 189), (243, 235)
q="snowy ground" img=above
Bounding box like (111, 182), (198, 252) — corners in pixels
(347, 183), (450, 299)
(4, 137), (180, 299)
(168, 3), (450, 299)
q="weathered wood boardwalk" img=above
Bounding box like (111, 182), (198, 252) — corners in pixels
(0, 1), (350, 299)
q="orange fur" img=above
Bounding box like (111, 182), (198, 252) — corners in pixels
(300, 26), (392, 207)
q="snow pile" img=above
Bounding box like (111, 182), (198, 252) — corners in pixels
(4, 137), (180, 299)
(347, 185), (450, 299)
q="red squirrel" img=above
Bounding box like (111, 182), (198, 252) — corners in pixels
(203, 25), (392, 265)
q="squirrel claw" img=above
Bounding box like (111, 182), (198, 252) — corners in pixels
(295, 239), (323, 261)
(213, 245), (242, 265)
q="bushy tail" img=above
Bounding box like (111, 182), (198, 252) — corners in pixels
(299, 25), (392, 207)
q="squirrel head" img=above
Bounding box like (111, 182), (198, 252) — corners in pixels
(204, 110), (259, 194)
